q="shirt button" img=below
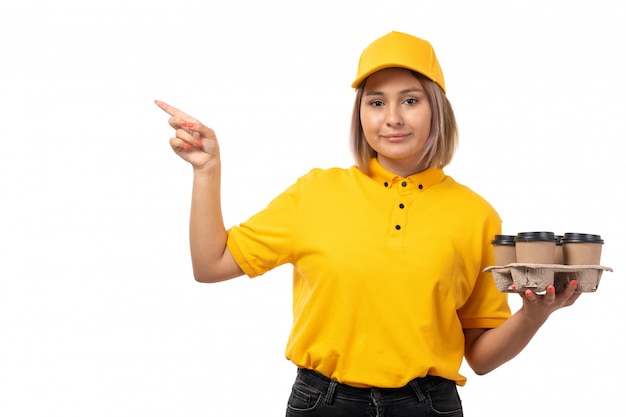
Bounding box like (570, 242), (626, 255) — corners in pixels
(395, 225), (401, 230)
(418, 184), (423, 190)
(399, 203), (405, 209)
(384, 182), (389, 187)
(401, 181), (407, 187)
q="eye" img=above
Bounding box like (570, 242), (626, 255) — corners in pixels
(404, 98), (418, 105)
(369, 100), (384, 107)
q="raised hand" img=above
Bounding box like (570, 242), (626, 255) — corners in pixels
(155, 100), (220, 171)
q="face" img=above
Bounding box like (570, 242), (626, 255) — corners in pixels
(360, 68), (432, 177)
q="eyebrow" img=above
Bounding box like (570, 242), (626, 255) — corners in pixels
(364, 87), (425, 96)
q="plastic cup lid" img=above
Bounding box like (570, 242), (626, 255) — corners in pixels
(515, 231), (556, 242)
(561, 233), (604, 244)
(491, 234), (516, 245)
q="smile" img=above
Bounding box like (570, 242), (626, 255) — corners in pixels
(382, 133), (410, 142)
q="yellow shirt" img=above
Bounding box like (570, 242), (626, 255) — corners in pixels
(227, 158), (511, 388)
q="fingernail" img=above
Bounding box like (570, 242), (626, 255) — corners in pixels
(548, 286), (555, 293)
(187, 123), (194, 128)
(195, 140), (202, 147)
(511, 285), (517, 290)
(571, 280), (578, 287)
(181, 120), (188, 127)
(183, 143), (191, 149)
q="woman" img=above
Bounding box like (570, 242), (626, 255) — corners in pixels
(156, 31), (579, 417)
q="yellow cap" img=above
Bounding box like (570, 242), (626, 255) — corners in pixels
(351, 31), (446, 92)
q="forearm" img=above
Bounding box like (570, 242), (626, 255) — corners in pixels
(465, 308), (547, 375)
(465, 281), (579, 375)
(188, 164), (229, 282)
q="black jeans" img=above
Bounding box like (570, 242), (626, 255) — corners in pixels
(286, 368), (463, 417)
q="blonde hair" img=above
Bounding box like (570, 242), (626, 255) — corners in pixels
(350, 71), (458, 174)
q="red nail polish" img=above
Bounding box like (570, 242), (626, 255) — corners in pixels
(195, 140), (202, 147)
(183, 143), (191, 149)
(571, 280), (578, 287)
(181, 120), (187, 127)
(548, 286), (555, 293)
(187, 123), (194, 128)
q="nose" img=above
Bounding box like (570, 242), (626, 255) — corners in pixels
(385, 103), (403, 126)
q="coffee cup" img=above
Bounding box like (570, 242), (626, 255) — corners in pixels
(514, 231), (556, 264)
(491, 235), (516, 266)
(561, 233), (604, 265)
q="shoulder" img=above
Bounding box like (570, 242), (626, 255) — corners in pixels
(284, 166), (369, 204)
(440, 175), (500, 219)
(297, 165), (363, 185)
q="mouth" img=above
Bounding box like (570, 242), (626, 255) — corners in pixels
(382, 133), (410, 143)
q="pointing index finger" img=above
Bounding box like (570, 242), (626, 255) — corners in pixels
(154, 100), (197, 123)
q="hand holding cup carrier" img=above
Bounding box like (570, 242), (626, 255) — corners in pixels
(486, 232), (612, 293)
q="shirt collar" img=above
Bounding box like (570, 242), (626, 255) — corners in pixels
(368, 158), (446, 191)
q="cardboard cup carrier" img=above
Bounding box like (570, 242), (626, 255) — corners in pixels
(485, 231), (611, 293)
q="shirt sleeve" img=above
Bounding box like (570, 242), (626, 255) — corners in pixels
(226, 177), (302, 278)
(457, 210), (512, 328)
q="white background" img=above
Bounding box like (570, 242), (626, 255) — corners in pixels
(1, 0), (624, 415)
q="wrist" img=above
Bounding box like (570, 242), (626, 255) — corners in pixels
(193, 161), (221, 179)
(518, 304), (549, 328)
